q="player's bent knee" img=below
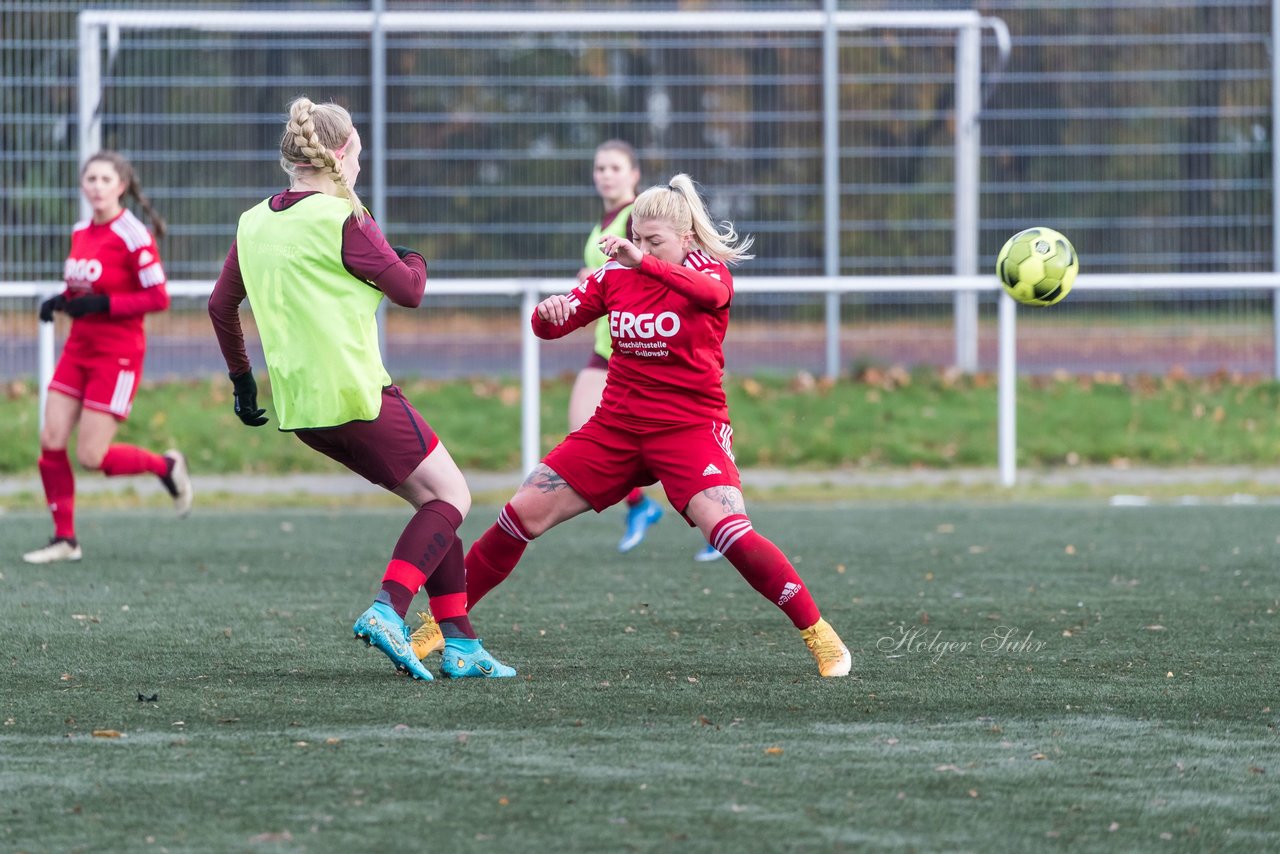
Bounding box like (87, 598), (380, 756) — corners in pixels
(76, 450), (105, 471)
(446, 490), (472, 520)
(40, 421), (75, 450)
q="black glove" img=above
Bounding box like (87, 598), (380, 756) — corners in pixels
(38, 294), (67, 322)
(63, 294), (110, 318)
(391, 245), (424, 263)
(230, 370), (269, 427)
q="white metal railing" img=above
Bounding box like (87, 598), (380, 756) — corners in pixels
(9, 272), (1280, 486)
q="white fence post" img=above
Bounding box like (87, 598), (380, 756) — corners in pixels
(952, 22), (981, 373)
(37, 309), (55, 433)
(76, 14), (102, 220)
(821, 0), (841, 380)
(520, 280), (542, 477)
(997, 291), (1017, 486)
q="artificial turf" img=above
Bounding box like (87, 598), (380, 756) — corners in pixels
(1, 502), (1276, 851)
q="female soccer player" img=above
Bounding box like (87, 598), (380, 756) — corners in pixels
(24, 151), (193, 565)
(465, 174), (851, 677)
(573, 141), (720, 562)
(208, 96), (512, 682)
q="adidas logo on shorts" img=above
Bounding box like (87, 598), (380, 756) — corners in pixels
(702, 463), (722, 476)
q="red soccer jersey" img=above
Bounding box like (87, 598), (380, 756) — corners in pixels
(532, 250), (734, 429)
(62, 209), (169, 355)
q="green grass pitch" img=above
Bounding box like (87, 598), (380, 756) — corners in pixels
(1, 503), (1277, 851)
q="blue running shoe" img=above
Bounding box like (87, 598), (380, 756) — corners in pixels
(693, 543), (723, 562)
(618, 496), (663, 553)
(352, 602), (433, 681)
(441, 638), (517, 679)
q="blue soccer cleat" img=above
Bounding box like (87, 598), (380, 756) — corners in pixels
(693, 543), (723, 562)
(440, 638), (517, 679)
(352, 602), (434, 681)
(618, 496), (663, 553)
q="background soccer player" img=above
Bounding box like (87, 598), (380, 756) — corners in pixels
(25, 151), (193, 565)
(465, 174), (852, 678)
(572, 140), (721, 562)
(208, 96), (513, 682)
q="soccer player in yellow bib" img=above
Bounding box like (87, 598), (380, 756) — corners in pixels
(573, 141), (721, 561)
(209, 97), (514, 681)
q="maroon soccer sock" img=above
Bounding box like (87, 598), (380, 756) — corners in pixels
(625, 488), (644, 507)
(38, 447), (76, 540)
(710, 514), (822, 629)
(465, 503), (532, 608)
(424, 540), (475, 638)
(378, 500), (464, 618)
(100, 444), (168, 477)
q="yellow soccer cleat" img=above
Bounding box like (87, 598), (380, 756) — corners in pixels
(800, 618), (851, 678)
(411, 611), (445, 661)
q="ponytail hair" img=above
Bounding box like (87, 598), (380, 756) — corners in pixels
(279, 96), (365, 221)
(81, 150), (167, 239)
(633, 173), (753, 265)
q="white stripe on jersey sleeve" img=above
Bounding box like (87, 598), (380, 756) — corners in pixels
(138, 262), (167, 288)
(72, 219), (90, 232)
(685, 250), (724, 280)
(590, 259), (626, 284)
(110, 210), (152, 252)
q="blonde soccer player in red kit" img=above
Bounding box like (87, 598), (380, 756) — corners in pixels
(25, 151), (193, 565)
(463, 174), (851, 677)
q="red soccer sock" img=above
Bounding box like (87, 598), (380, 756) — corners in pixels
(379, 500), (464, 617)
(465, 503), (532, 609)
(379, 559), (425, 618)
(710, 514), (821, 629)
(38, 447), (76, 540)
(625, 488), (644, 507)
(424, 540), (475, 638)
(429, 594), (475, 639)
(100, 444), (168, 477)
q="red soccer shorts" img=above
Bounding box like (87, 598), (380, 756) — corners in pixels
(295, 385), (440, 490)
(542, 416), (741, 521)
(48, 347), (143, 420)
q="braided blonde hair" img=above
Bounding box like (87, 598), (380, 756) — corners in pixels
(633, 173), (753, 265)
(279, 96), (365, 221)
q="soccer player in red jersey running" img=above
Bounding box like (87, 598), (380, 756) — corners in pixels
(208, 96), (512, 682)
(465, 174), (852, 677)
(24, 151), (193, 565)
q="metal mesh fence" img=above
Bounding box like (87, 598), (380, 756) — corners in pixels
(0, 0), (1275, 379)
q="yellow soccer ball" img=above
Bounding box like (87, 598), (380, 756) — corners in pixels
(995, 227), (1078, 307)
